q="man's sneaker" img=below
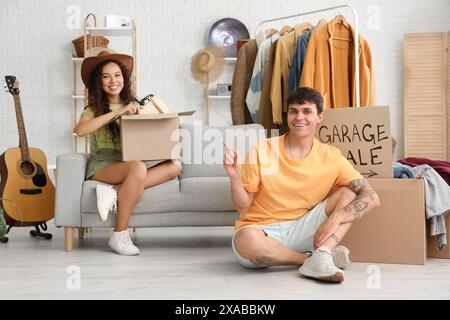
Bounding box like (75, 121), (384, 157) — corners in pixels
(108, 230), (140, 255)
(96, 184), (117, 222)
(332, 245), (351, 269)
(298, 249), (344, 283)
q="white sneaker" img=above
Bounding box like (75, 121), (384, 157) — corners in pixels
(332, 245), (351, 269)
(108, 230), (140, 255)
(96, 184), (117, 222)
(298, 249), (344, 283)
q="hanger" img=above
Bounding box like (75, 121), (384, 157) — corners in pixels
(279, 25), (293, 36)
(316, 18), (327, 27)
(334, 14), (350, 29)
(332, 14), (352, 42)
(300, 21), (313, 32)
(294, 21), (312, 32)
(265, 27), (278, 38)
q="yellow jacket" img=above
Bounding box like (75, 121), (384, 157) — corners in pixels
(270, 23), (312, 124)
(300, 17), (377, 108)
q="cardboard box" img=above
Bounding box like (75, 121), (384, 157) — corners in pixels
(316, 106), (393, 178)
(341, 178), (426, 265)
(427, 213), (450, 259)
(120, 111), (194, 161)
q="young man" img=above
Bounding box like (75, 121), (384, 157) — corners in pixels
(223, 87), (380, 283)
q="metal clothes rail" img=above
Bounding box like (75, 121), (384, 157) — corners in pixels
(254, 5), (360, 108)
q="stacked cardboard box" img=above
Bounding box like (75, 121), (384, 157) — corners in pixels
(341, 178), (426, 265)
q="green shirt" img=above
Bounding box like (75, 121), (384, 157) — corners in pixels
(82, 103), (123, 178)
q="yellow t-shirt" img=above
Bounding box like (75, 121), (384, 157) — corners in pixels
(236, 134), (362, 230)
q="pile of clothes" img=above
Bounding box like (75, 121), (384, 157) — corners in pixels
(394, 157), (450, 251)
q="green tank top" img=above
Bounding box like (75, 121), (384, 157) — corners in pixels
(82, 104), (123, 178)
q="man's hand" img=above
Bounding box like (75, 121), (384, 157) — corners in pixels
(223, 142), (242, 180)
(313, 214), (341, 249)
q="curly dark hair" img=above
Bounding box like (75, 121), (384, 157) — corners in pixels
(85, 60), (137, 144)
(287, 87), (324, 114)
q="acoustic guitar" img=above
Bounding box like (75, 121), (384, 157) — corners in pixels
(0, 76), (54, 239)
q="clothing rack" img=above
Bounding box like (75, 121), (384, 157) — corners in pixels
(255, 4), (360, 108)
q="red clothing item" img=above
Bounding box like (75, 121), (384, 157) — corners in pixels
(398, 157), (450, 183)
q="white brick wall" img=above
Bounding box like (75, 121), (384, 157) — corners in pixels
(1, 0), (449, 165)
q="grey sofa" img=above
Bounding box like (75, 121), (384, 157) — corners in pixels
(55, 122), (265, 251)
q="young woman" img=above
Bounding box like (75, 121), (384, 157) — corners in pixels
(74, 50), (182, 255)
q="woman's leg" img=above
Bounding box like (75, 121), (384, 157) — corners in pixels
(143, 160), (182, 189)
(91, 159), (181, 230)
(91, 160), (147, 231)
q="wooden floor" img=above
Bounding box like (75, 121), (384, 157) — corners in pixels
(1, 223), (449, 300)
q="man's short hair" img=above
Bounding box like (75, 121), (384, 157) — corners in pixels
(287, 87), (323, 114)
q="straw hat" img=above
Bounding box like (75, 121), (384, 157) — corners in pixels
(190, 47), (224, 84)
(81, 47), (133, 86)
(190, 47), (225, 126)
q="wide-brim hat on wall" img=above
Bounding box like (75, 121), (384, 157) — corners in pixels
(190, 47), (225, 84)
(81, 47), (133, 86)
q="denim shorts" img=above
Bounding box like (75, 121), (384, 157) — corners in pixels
(232, 200), (328, 268)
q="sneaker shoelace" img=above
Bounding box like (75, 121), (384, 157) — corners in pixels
(120, 232), (134, 247)
(109, 191), (118, 213)
(316, 250), (340, 273)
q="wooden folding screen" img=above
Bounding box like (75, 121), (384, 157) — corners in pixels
(404, 32), (449, 160)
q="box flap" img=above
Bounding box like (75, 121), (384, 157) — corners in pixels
(121, 113), (179, 120)
(177, 110), (196, 116)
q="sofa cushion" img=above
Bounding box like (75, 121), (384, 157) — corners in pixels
(81, 211), (239, 227)
(179, 176), (235, 212)
(179, 122), (266, 178)
(81, 178), (180, 214)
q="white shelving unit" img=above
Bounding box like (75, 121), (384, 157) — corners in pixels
(71, 57), (87, 153)
(86, 27), (133, 37)
(71, 16), (136, 153)
(205, 57), (236, 124)
(208, 95), (231, 99)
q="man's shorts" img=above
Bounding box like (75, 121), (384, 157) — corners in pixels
(232, 200), (328, 268)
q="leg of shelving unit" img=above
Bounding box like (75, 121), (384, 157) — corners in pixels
(72, 61), (77, 153)
(132, 19), (137, 94)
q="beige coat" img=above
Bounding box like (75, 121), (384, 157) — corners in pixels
(257, 37), (278, 133)
(230, 40), (257, 124)
(300, 17), (377, 108)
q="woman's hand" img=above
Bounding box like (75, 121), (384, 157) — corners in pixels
(117, 103), (142, 116)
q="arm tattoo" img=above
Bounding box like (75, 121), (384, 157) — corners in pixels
(354, 200), (368, 212)
(331, 234), (340, 243)
(346, 179), (378, 221)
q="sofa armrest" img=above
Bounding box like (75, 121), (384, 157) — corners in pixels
(54, 153), (90, 227)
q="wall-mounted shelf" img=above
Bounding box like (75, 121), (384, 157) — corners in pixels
(205, 58), (236, 125)
(208, 95), (231, 99)
(86, 27), (133, 37)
